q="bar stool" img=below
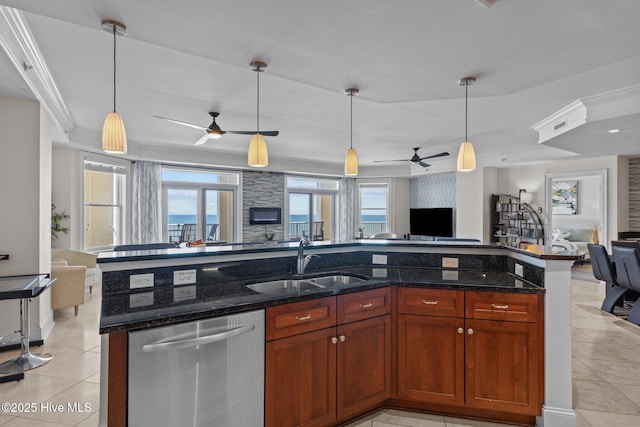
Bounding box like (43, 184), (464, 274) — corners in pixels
(588, 244), (627, 313)
(611, 246), (640, 325)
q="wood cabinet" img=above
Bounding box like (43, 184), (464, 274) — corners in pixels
(265, 288), (392, 427)
(396, 288), (543, 416)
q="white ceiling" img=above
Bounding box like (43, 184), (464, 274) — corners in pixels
(1, 0), (639, 176)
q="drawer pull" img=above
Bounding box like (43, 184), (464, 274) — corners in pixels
(331, 337), (338, 344)
(296, 314), (312, 321)
(339, 335), (346, 342)
(360, 302), (374, 308)
(491, 304), (509, 310)
(457, 327), (464, 334)
(422, 300), (439, 305)
(467, 328), (474, 335)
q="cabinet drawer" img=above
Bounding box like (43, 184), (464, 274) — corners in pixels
(337, 288), (391, 324)
(465, 291), (540, 323)
(397, 288), (464, 318)
(266, 297), (336, 340)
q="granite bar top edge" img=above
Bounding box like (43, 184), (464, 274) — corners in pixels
(97, 240), (582, 263)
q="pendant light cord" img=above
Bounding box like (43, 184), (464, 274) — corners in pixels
(112, 25), (117, 113)
(464, 81), (468, 142)
(350, 92), (353, 149)
(256, 67), (260, 133)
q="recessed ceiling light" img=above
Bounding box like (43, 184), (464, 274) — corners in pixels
(608, 129), (621, 133)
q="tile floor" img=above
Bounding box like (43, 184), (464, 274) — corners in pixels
(0, 265), (638, 426)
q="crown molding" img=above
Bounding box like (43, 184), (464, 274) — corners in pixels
(532, 84), (640, 145)
(0, 6), (75, 133)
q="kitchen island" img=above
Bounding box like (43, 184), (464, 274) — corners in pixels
(98, 240), (581, 427)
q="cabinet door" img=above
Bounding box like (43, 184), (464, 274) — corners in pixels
(266, 327), (337, 427)
(396, 314), (465, 406)
(465, 319), (541, 415)
(337, 315), (392, 421)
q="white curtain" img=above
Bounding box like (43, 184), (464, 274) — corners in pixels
(132, 161), (162, 243)
(338, 177), (357, 242)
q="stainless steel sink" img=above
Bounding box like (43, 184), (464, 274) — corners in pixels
(246, 279), (322, 295)
(306, 275), (366, 287)
(246, 274), (366, 295)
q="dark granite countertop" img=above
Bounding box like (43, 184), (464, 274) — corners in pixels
(97, 240), (584, 264)
(100, 266), (543, 334)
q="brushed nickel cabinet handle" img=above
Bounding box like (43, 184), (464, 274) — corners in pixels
(457, 327), (464, 334)
(331, 337), (338, 344)
(467, 328), (474, 335)
(296, 314), (312, 321)
(491, 304), (509, 310)
(360, 302), (374, 308)
(339, 335), (346, 342)
(422, 300), (439, 305)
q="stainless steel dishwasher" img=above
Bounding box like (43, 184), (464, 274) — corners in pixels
(128, 309), (264, 427)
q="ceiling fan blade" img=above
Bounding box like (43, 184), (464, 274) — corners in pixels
(225, 130), (280, 136)
(193, 133), (209, 146)
(418, 161), (431, 168)
(419, 151), (450, 160)
(374, 159), (410, 163)
(154, 115), (207, 131)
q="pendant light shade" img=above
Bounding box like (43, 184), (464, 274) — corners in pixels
(345, 147), (358, 176)
(457, 141), (476, 171)
(457, 77), (476, 172)
(344, 87), (359, 176)
(102, 112), (127, 153)
(248, 61), (269, 167)
(101, 20), (127, 154)
(248, 133), (268, 167)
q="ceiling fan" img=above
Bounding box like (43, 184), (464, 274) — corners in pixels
(374, 147), (450, 168)
(153, 111), (279, 146)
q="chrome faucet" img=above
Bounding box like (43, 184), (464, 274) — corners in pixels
(297, 236), (318, 274)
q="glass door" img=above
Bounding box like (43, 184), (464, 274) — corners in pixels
(289, 193), (311, 239)
(288, 192), (333, 241)
(205, 189), (234, 243)
(167, 188), (198, 243)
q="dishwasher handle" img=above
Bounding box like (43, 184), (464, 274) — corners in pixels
(142, 323), (256, 353)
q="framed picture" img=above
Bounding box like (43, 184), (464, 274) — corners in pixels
(552, 180), (578, 215)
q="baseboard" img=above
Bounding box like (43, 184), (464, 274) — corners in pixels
(537, 405), (576, 427)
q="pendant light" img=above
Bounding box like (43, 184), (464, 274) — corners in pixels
(457, 77), (476, 172)
(101, 20), (128, 154)
(248, 61), (268, 167)
(344, 87), (359, 176)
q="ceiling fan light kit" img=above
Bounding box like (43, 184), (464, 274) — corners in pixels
(344, 87), (359, 176)
(101, 19), (128, 154)
(457, 76), (476, 172)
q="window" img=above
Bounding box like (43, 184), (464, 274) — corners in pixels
(162, 167), (240, 243)
(286, 176), (339, 241)
(358, 183), (389, 237)
(83, 155), (128, 250)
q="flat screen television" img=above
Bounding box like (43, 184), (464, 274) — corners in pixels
(410, 208), (454, 237)
(249, 207), (282, 225)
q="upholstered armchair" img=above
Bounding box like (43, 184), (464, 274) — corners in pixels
(51, 249), (98, 293)
(50, 262), (86, 315)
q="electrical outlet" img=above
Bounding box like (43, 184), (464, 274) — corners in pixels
(442, 257), (459, 268)
(174, 285), (196, 302)
(442, 270), (459, 281)
(515, 263), (524, 277)
(174, 269), (197, 285)
(130, 273), (154, 289)
(129, 292), (154, 308)
(372, 268), (388, 278)
(372, 254), (387, 265)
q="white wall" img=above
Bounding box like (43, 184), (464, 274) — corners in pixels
(0, 96), (53, 342)
(482, 167), (499, 243)
(52, 146), (81, 249)
(456, 168), (484, 241)
(391, 178), (410, 238)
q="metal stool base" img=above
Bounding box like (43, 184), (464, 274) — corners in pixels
(0, 351), (52, 375)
